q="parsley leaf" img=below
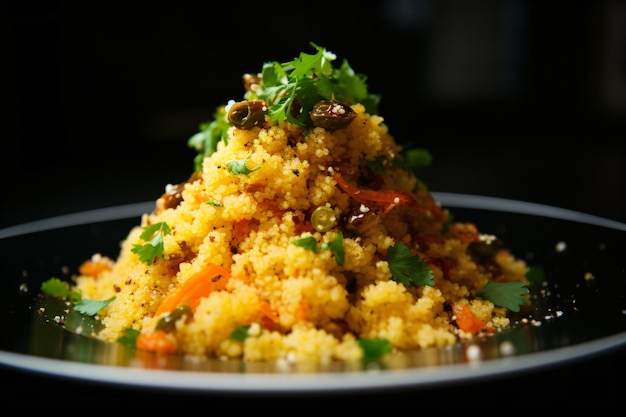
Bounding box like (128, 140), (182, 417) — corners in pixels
(292, 236), (318, 252)
(40, 277), (71, 298)
(358, 338), (392, 362)
(131, 222), (171, 265)
(40, 277), (114, 317)
(187, 106), (231, 171)
(253, 43), (379, 126)
(204, 201), (222, 207)
(41, 277), (82, 302)
(226, 155), (261, 175)
(477, 281), (529, 312)
(387, 242), (434, 287)
(73, 297), (115, 316)
(321, 232), (345, 266)
(292, 232), (345, 265)
(393, 148), (433, 172)
(525, 266), (546, 287)
(117, 328), (140, 346)
(187, 43), (382, 165)
(229, 325), (251, 342)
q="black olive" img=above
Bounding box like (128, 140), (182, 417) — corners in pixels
(309, 99), (356, 130)
(228, 100), (268, 129)
(161, 182), (185, 210)
(468, 238), (504, 259)
(344, 205), (380, 234)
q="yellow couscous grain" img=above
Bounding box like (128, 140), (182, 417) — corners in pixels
(71, 45), (530, 365)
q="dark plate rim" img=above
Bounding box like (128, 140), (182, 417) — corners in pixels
(1, 193), (625, 393)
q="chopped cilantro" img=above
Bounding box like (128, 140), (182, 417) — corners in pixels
(358, 338), (392, 362)
(117, 328), (140, 346)
(226, 156), (261, 175)
(73, 297), (115, 316)
(525, 265), (546, 287)
(188, 106), (231, 172)
(229, 325), (251, 342)
(393, 148), (433, 172)
(41, 277), (71, 298)
(41, 277), (82, 302)
(40, 277), (113, 316)
(130, 222), (171, 265)
(321, 232), (345, 265)
(187, 43), (381, 166)
(292, 232), (345, 265)
(204, 201), (222, 207)
(477, 281), (529, 312)
(251, 43), (379, 126)
(387, 242), (434, 287)
(292, 236), (318, 252)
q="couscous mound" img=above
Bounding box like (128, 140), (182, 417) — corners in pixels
(71, 44), (530, 365)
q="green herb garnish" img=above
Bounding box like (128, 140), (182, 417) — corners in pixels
(525, 265), (546, 287)
(229, 325), (251, 342)
(477, 281), (529, 312)
(226, 156), (261, 175)
(393, 148), (433, 172)
(41, 277), (82, 303)
(187, 43), (380, 168)
(204, 201), (222, 206)
(292, 232), (345, 265)
(387, 242), (434, 287)
(40, 277), (112, 316)
(74, 297), (116, 316)
(188, 106), (231, 172)
(358, 338), (392, 362)
(117, 328), (140, 346)
(131, 222), (171, 266)
(250, 42), (379, 126)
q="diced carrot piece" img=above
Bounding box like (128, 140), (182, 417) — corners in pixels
(136, 330), (178, 354)
(259, 301), (279, 322)
(78, 255), (113, 278)
(296, 300), (309, 322)
(452, 303), (486, 334)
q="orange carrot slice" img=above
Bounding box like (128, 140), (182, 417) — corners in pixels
(155, 263), (230, 316)
(333, 173), (426, 214)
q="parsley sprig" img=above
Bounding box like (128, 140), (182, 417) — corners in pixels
(226, 155), (261, 175)
(358, 337), (392, 363)
(131, 222), (171, 266)
(292, 232), (345, 265)
(478, 281), (529, 312)
(249, 42), (380, 127)
(187, 43), (380, 171)
(387, 242), (434, 287)
(40, 277), (115, 316)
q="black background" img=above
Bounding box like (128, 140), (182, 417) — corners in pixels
(3, 0), (625, 228)
(2, 0), (625, 411)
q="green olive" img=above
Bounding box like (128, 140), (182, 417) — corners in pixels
(155, 304), (192, 332)
(311, 206), (337, 232)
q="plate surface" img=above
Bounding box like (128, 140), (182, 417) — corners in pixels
(1, 193), (625, 393)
